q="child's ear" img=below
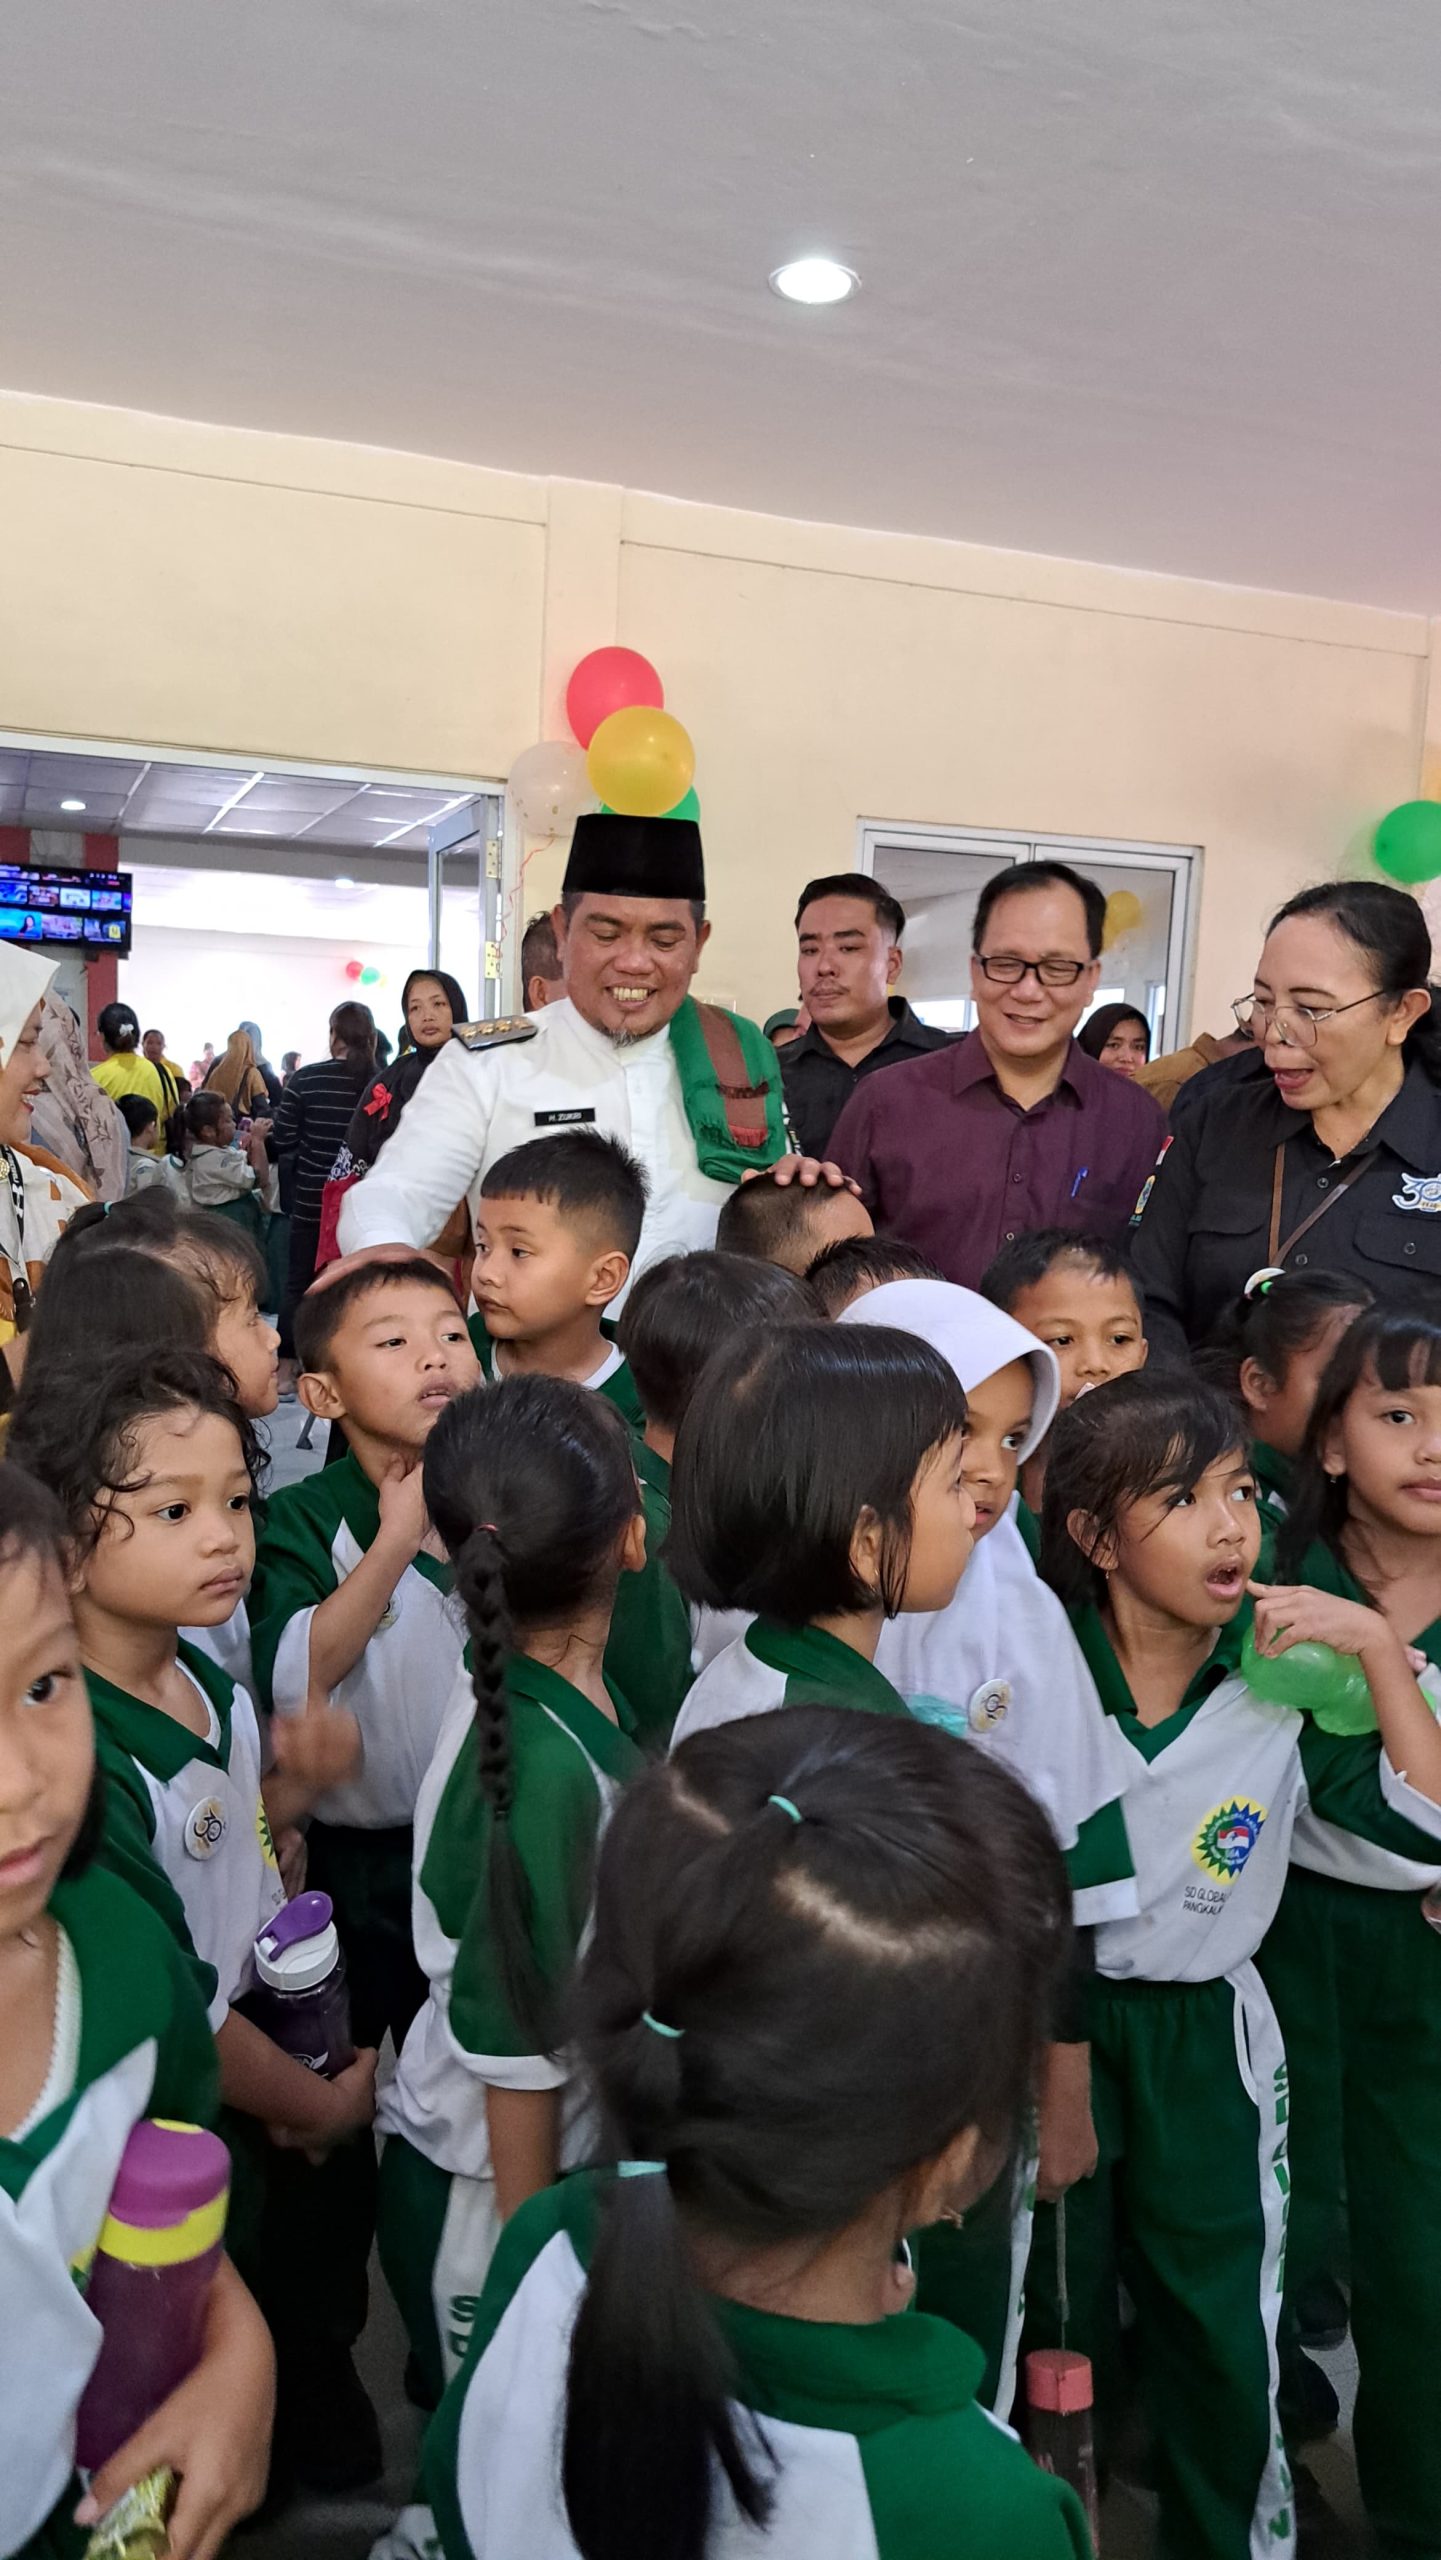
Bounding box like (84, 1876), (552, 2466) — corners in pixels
(1321, 1416), (1347, 1479)
(1066, 1506), (1118, 1573)
(618, 1506), (648, 1578)
(585, 1249), (631, 1310)
(1135, 1334), (1150, 1371)
(298, 1368), (345, 1424)
(907, 2123), (984, 2230)
(848, 1502), (884, 1597)
(1238, 1356), (1274, 1415)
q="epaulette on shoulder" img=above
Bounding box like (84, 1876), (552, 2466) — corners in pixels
(452, 1017), (540, 1053)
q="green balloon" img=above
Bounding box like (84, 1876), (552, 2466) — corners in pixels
(1240, 1624), (1376, 1734)
(1373, 800), (1441, 887)
(600, 787), (700, 824)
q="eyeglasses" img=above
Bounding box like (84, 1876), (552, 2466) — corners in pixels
(975, 954), (1089, 989)
(1231, 991), (1385, 1052)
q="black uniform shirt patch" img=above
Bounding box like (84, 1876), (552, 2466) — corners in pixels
(533, 1108), (597, 1127)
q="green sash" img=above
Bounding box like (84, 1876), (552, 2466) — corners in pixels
(666, 995), (788, 1183)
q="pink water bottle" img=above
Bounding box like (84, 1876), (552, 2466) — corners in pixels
(75, 2121), (230, 2474)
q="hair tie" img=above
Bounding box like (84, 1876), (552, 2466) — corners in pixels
(477, 1522), (499, 1535)
(642, 2010), (683, 2041)
(767, 1794), (803, 1824)
(617, 2159), (666, 2179)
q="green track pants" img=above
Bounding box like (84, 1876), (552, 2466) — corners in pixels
(1026, 1965), (1293, 2560)
(1259, 1866), (1441, 2557)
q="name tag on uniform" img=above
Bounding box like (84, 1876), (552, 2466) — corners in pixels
(532, 1108), (597, 1127)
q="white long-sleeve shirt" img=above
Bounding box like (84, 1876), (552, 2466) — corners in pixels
(337, 999), (733, 1277)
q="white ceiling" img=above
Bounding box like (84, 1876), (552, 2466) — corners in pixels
(0, 746), (472, 847)
(5, 0), (1441, 609)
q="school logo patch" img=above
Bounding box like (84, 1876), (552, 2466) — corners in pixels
(1191, 1798), (1267, 1884)
(1393, 1171), (1441, 1214)
(968, 1678), (1012, 1733)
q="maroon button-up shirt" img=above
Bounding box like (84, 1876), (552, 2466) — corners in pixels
(828, 1029), (1167, 1288)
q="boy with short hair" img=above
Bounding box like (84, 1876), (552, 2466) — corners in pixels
(470, 1131), (648, 1429)
(617, 1249), (812, 1493)
(981, 1229), (1148, 1537)
(805, 1232), (945, 1318)
(715, 1165), (874, 1275)
(118, 1090), (171, 1193)
(250, 1253), (481, 2053)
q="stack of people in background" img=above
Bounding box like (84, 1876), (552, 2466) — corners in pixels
(4, 823), (1441, 2560)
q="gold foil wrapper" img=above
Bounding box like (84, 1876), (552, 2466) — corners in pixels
(84, 2466), (176, 2560)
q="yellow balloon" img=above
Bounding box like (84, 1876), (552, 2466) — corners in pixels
(1102, 889), (1143, 950)
(586, 706), (696, 819)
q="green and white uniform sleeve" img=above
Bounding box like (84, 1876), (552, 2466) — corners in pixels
(878, 1515), (1137, 1925)
(1277, 1537), (1441, 1889)
(86, 1647), (285, 2028)
(604, 1468), (693, 1750)
(426, 2171), (1092, 2560)
(671, 1616), (913, 1750)
(251, 1452), (467, 1828)
(0, 1868), (218, 2560)
(379, 1655), (646, 2178)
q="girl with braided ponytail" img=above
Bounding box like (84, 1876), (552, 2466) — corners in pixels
(422, 1705), (1089, 2560)
(376, 1375), (647, 2411)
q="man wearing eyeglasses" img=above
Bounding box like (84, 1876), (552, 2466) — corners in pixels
(828, 859), (1166, 1288)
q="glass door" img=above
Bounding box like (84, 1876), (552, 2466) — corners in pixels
(427, 793), (505, 1022)
(856, 823), (1197, 1052)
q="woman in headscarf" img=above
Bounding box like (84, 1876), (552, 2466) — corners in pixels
(209, 1026), (271, 1118)
(1077, 1000), (1152, 1079)
(336, 969), (469, 1174)
(0, 948), (93, 1403)
(31, 988), (128, 1202)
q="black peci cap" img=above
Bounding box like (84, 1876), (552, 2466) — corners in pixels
(562, 811), (705, 905)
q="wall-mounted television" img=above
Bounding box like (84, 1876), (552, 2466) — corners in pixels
(0, 865), (133, 957)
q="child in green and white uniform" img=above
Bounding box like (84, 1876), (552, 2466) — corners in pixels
(426, 1705), (1091, 2560)
(251, 1253), (480, 2054)
(376, 1373), (648, 2406)
(1259, 1305), (1441, 2557)
(1197, 1267), (1373, 1536)
(0, 1459), (273, 2560)
(469, 1130), (691, 1744)
(1032, 1369), (1441, 2560)
(7, 1347), (382, 2492)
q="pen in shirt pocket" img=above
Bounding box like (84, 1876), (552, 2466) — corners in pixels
(1070, 1167), (1089, 1201)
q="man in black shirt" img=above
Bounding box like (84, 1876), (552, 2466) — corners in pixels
(781, 873), (952, 1160)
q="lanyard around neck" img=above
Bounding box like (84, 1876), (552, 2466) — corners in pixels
(1267, 1137), (1379, 1266)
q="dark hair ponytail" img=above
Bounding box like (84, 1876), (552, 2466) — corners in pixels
(1279, 1302), (1441, 1583)
(561, 1706), (1069, 2560)
(1195, 1268), (1373, 1403)
(423, 1375), (641, 2054)
(1267, 880), (1441, 1080)
(329, 1001), (378, 1075)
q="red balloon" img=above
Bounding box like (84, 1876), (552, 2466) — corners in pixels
(345, 958), (364, 981)
(566, 647), (663, 748)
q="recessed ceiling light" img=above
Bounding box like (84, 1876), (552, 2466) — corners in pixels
(334, 875), (357, 889)
(60, 797), (87, 812)
(769, 256), (859, 306)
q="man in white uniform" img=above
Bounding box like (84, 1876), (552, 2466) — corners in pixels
(339, 813), (793, 1272)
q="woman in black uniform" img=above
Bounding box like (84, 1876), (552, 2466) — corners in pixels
(1132, 881), (1441, 1357)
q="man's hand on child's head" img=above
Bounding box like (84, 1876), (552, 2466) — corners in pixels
(378, 1452), (429, 1552)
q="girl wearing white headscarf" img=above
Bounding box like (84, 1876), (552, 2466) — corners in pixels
(0, 947), (92, 1398)
(839, 1278), (1138, 2415)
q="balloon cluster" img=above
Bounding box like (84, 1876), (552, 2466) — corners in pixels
(343, 960), (384, 989)
(1373, 801), (1441, 887)
(509, 648), (699, 836)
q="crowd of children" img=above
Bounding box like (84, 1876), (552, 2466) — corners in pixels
(7, 1142), (1441, 2560)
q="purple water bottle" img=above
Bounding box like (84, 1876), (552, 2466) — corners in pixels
(249, 1891), (355, 2077)
(75, 2121), (230, 2474)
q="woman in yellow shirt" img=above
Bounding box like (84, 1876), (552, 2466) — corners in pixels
(90, 999), (168, 1118)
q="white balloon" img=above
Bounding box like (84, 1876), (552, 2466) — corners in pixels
(509, 740), (594, 836)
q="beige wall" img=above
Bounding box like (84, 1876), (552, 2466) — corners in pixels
(0, 388), (1431, 1035)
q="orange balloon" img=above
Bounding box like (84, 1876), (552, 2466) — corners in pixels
(586, 707), (695, 819)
